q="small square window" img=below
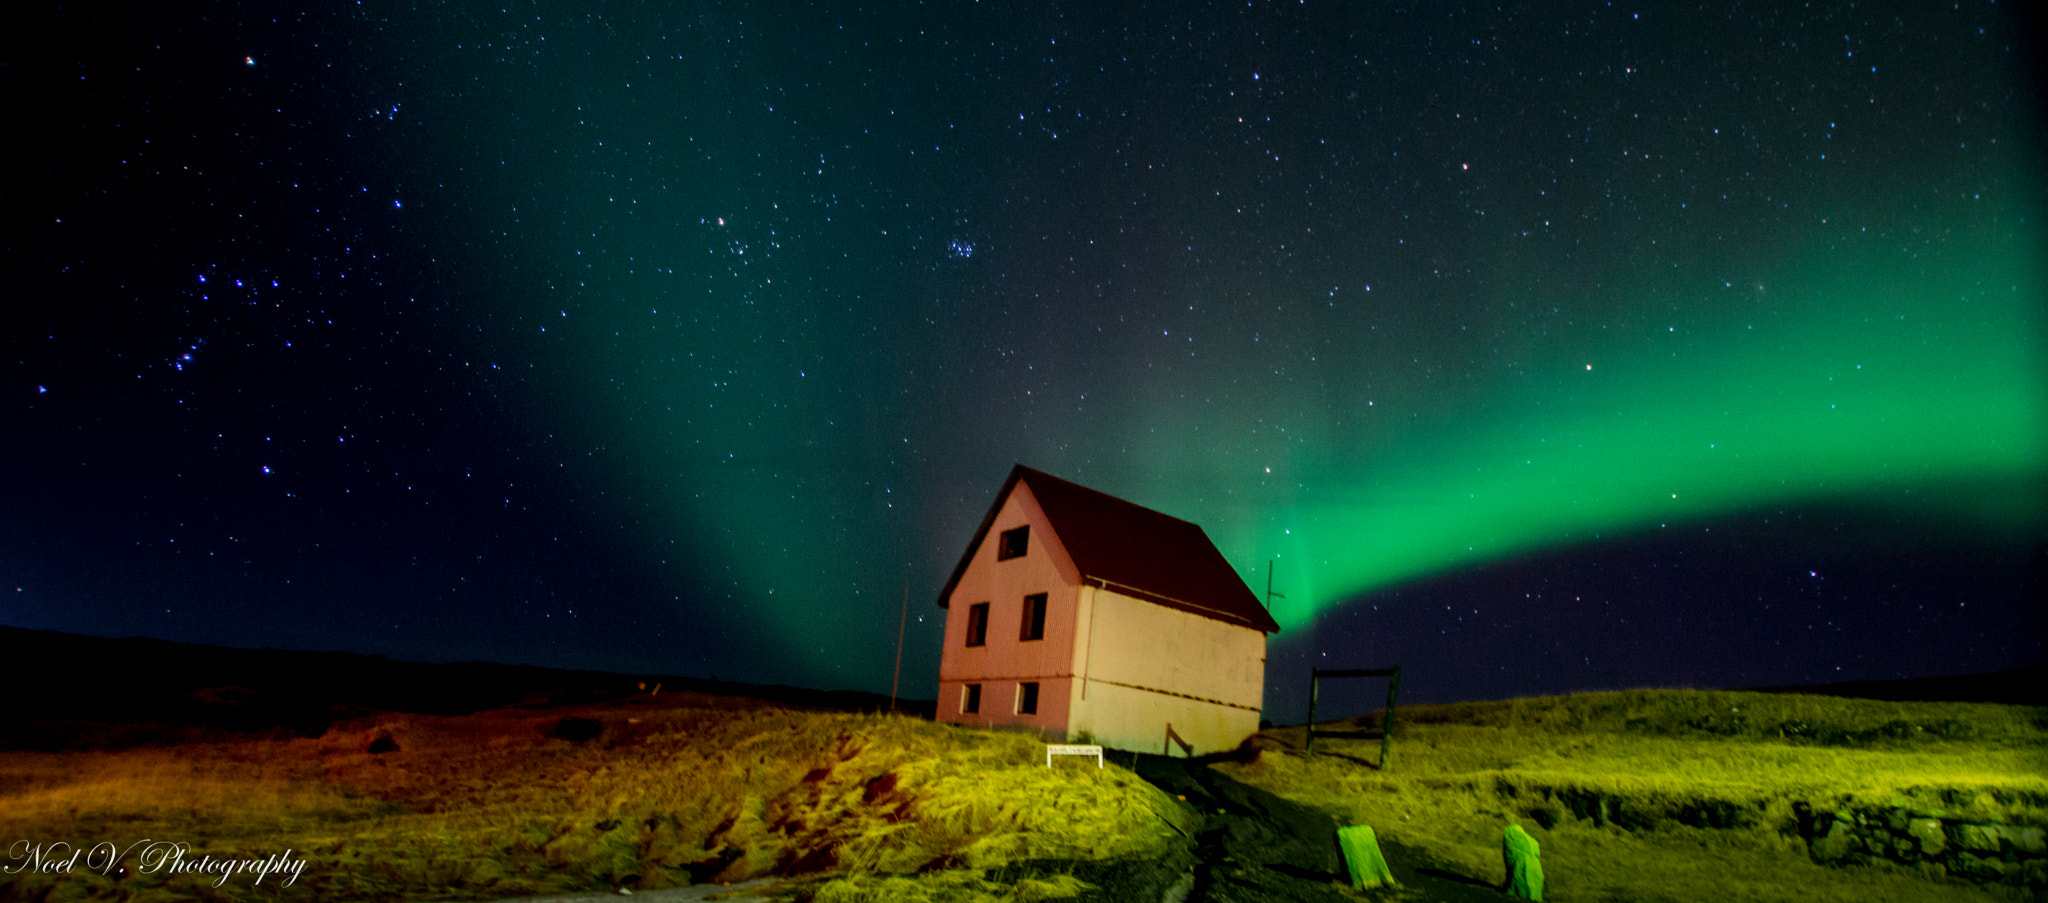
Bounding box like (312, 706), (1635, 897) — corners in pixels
(965, 602), (989, 647)
(962, 683), (981, 714)
(998, 525), (1029, 560)
(1020, 592), (1047, 641)
(1016, 681), (1039, 715)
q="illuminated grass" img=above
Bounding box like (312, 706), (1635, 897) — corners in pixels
(1222, 689), (2048, 902)
(0, 696), (1184, 902)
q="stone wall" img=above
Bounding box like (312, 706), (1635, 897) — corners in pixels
(1795, 801), (2046, 891)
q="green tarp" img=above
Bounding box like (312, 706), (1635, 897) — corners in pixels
(1503, 824), (1544, 900)
(1336, 825), (1397, 889)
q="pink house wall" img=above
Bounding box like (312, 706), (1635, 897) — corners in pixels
(936, 481), (1082, 737)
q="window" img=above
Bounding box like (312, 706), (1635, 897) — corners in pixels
(964, 602), (989, 647)
(998, 525), (1029, 560)
(1016, 682), (1039, 715)
(1020, 592), (1047, 641)
(962, 683), (981, 714)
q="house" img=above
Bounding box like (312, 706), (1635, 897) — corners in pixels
(935, 465), (1280, 755)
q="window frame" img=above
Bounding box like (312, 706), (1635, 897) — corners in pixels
(964, 602), (989, 647)
(1019, 592), (1048, 641)
(997, 525), (1030, 560)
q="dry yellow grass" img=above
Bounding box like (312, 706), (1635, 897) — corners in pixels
(0, 694), (1185, 903)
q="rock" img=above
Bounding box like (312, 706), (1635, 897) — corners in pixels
(1908, 818), (1946, 857)
(1810, 819), (1861, 864)
(1888, 835), (1917, 862)
(1955, 824), (2002, 854)
(1885, 808), (1909, 832)
(1953, 853), (2015, 883)
(1997, 825), (2045, 855)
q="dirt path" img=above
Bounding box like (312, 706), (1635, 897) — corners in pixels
(1129, 753), (1509, 902)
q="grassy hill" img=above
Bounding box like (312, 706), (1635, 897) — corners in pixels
(5, 629), (2042, 902)
(1224, 689), (2048, 902)
(0, 692), (1187, 902)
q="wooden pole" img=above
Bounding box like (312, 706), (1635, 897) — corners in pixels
(1306, 668), (1320, 756)
(1380, 665), (1402, 771)
(890, 580), (908, 712)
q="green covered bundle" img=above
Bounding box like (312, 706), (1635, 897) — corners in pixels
(1336, 824), (1397, 889)
(1503, 823), (1543, 900)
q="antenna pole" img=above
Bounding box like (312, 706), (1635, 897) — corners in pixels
(1265, 560), (1285, 612)
(890, 578), (909, 712)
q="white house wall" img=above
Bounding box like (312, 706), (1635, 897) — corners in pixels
(1065, 584), (1266, 755)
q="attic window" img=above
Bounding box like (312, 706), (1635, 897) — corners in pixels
(1020, 592), (1047, 641)
(997, 525), (1029, 560)
(965, 602), (989, 647)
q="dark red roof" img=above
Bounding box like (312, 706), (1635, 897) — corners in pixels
(938, 465), (1280, 633)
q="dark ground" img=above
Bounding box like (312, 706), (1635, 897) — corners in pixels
(0, 626), (935, 750)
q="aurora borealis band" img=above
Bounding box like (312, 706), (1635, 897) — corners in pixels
(6, 0), (2043, 712)
(1242, 234), (2044, 629)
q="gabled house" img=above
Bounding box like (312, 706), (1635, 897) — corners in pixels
(935, 465), (1279, 755)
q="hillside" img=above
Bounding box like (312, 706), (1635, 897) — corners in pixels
(5, 629), (2043, 902)
(0, 692), (1189, 902)
(1225, 689), (2048, 901)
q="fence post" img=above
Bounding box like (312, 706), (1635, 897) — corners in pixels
(1164, 723), (1194, 758)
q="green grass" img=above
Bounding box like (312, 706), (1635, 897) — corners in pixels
(1222, 689), (2048, 902)
(0, 693), (1187, 903)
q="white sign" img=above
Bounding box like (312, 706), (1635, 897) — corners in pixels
(1045, 744), (1104, 768)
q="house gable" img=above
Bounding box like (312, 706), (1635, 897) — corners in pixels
(938, 465), (1278, 634)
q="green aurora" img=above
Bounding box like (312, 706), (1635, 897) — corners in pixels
(12, 0), (2046, 705)
(546, 198), (2042, 656)
(375, 0), (2048, 688)
(1234, 236), (2045, 628)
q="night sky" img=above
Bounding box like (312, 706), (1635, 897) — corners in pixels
(6, 0), (2043, 721)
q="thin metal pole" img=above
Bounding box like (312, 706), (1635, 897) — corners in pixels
(890, 579), (908, 712)
(1265, 560), (1285, 612)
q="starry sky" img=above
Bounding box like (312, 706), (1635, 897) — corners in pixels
(6, 0), (2043, 720)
